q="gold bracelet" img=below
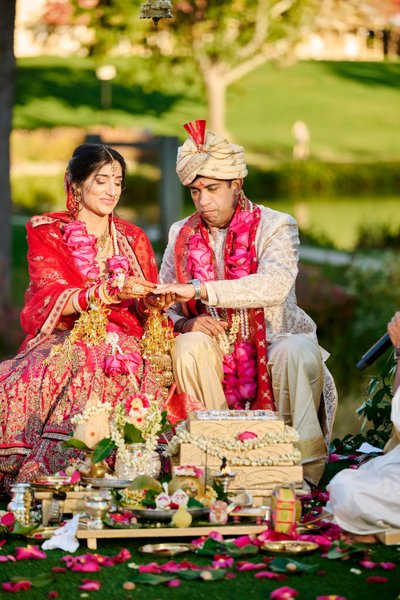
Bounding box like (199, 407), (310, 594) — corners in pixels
(98, 281), (120, 305)
(71, 289), (83, 313)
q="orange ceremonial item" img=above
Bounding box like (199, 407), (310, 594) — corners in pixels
(271, 486), (299, 533)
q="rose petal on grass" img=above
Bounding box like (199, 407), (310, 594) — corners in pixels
(48, 592), (59, 598)
(51, 567), (67, 573)
(270, 586), (299, 599)
(366, 576), (389, 584)
(79, 579), (102, 591)
(15, 546), (47, 560)
(236, 561), (266, 571)
(359, 559), (376, 570)
(2, 581), (32, 592)
(380, 562), (396, 570)
(255, 571), (286, 580)
(166, 579), (181, 587)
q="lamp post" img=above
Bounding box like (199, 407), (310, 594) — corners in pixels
(95, 64), (117, 110)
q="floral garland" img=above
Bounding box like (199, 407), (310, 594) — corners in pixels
(167, 426), (301, 467)
(187, 204), (258, 408)
(110, 398), (162, 470)
(71, 401), (112, 427)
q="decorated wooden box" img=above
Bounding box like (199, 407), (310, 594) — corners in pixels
(173, 410), (303, 501)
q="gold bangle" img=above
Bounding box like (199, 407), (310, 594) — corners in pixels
(98, 281), (120, 305)
(71, 290), (83, 313)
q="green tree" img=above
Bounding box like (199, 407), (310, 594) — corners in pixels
(44, 0), (321, 132)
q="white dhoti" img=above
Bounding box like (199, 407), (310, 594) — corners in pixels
(327, 386), (400, 535)
(172, 331), (328, 484)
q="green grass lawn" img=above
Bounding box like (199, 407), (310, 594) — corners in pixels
(1, 531), (399, 600)
(13, 57), (400, 162)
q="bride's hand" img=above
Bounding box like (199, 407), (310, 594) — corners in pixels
(117, 276), (156, 300)
(145, 292), (176, 310)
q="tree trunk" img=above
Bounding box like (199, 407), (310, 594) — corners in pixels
(0, 0), (16, 307)
(205, 68), (227, 134)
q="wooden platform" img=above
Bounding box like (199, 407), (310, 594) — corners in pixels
(76, 524), (267, 550)
(376, 529), (400, 546)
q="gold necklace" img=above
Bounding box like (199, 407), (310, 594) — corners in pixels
(96, 224), (110, 251)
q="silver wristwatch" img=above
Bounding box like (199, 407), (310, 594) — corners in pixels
(190, 278), (202, 300)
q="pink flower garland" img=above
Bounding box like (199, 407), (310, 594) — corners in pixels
(187, 209), (258, 408)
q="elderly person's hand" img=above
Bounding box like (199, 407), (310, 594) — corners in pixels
(388, 311), (400, 347)
(117, 276), (156, 301)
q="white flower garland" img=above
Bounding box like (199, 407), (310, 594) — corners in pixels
(167, 426), (301, 467)
(110, 401), (162, 469)
(71, 401), (112, 426)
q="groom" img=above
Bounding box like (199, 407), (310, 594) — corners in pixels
(156, 120), (337, 485)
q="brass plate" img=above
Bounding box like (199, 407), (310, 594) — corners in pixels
(82, 477), (132, 489)
(261, 540), (319, 555)
(31, 476), (75, 491)
(129, 507), (209, 521)
(25, 526), (58, 540)
(139, 543), (196, 556)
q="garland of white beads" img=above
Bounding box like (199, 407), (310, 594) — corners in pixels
(167, 426), (301, 467)
(71, 401), (112, 426)
(207, 307), (241, 355)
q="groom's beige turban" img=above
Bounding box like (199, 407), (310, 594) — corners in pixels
(176, 120), (248, 186)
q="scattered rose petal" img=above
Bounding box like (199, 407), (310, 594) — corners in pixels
(350, 568), (362, 575)
(72, 562), (101, 573)
(127, 562), (139, 569)
(380, 562), (396, 570)
(225, 572), (237, 580)
(15, 545), (47, 560)
(139, 562), (163, 574)
(48, 592), (59, 598)
(79, 579), (102, 591)
(236, 562), (266, 571)
(166, 579), (181, 587)
(270, 586), (299, 599)
(2, 581), (32, 592)
(212, 555), (234, 569)
(366, 576), (389, 584)
(359, 560), (376, 570)
(0, 513), (15, 528)
(122, 582), (136, 591)
(316, 596), (347, 600)
(200, 571), (213, 581)
(0, 555), (15, 563)
(113, 548), (131, 563)
(255, 571), (286, 579)
(51, 567), (67, 573)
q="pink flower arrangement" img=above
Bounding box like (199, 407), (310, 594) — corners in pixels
(223, 342), (257, 408)
(187, 233), (214, 281)
(63, 221), (99, 280)
(124, 393), (150, 414)
(103, 351), (141, 377)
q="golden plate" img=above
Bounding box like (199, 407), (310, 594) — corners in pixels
(139, 543), (195, 557)
(261, 540), (319, 555)
(31, 476), (75, 491)
(25, 526), (58, 540)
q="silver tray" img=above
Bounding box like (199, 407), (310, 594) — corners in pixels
(82, 477), (132, 489)
(127, 507), (209, 521)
